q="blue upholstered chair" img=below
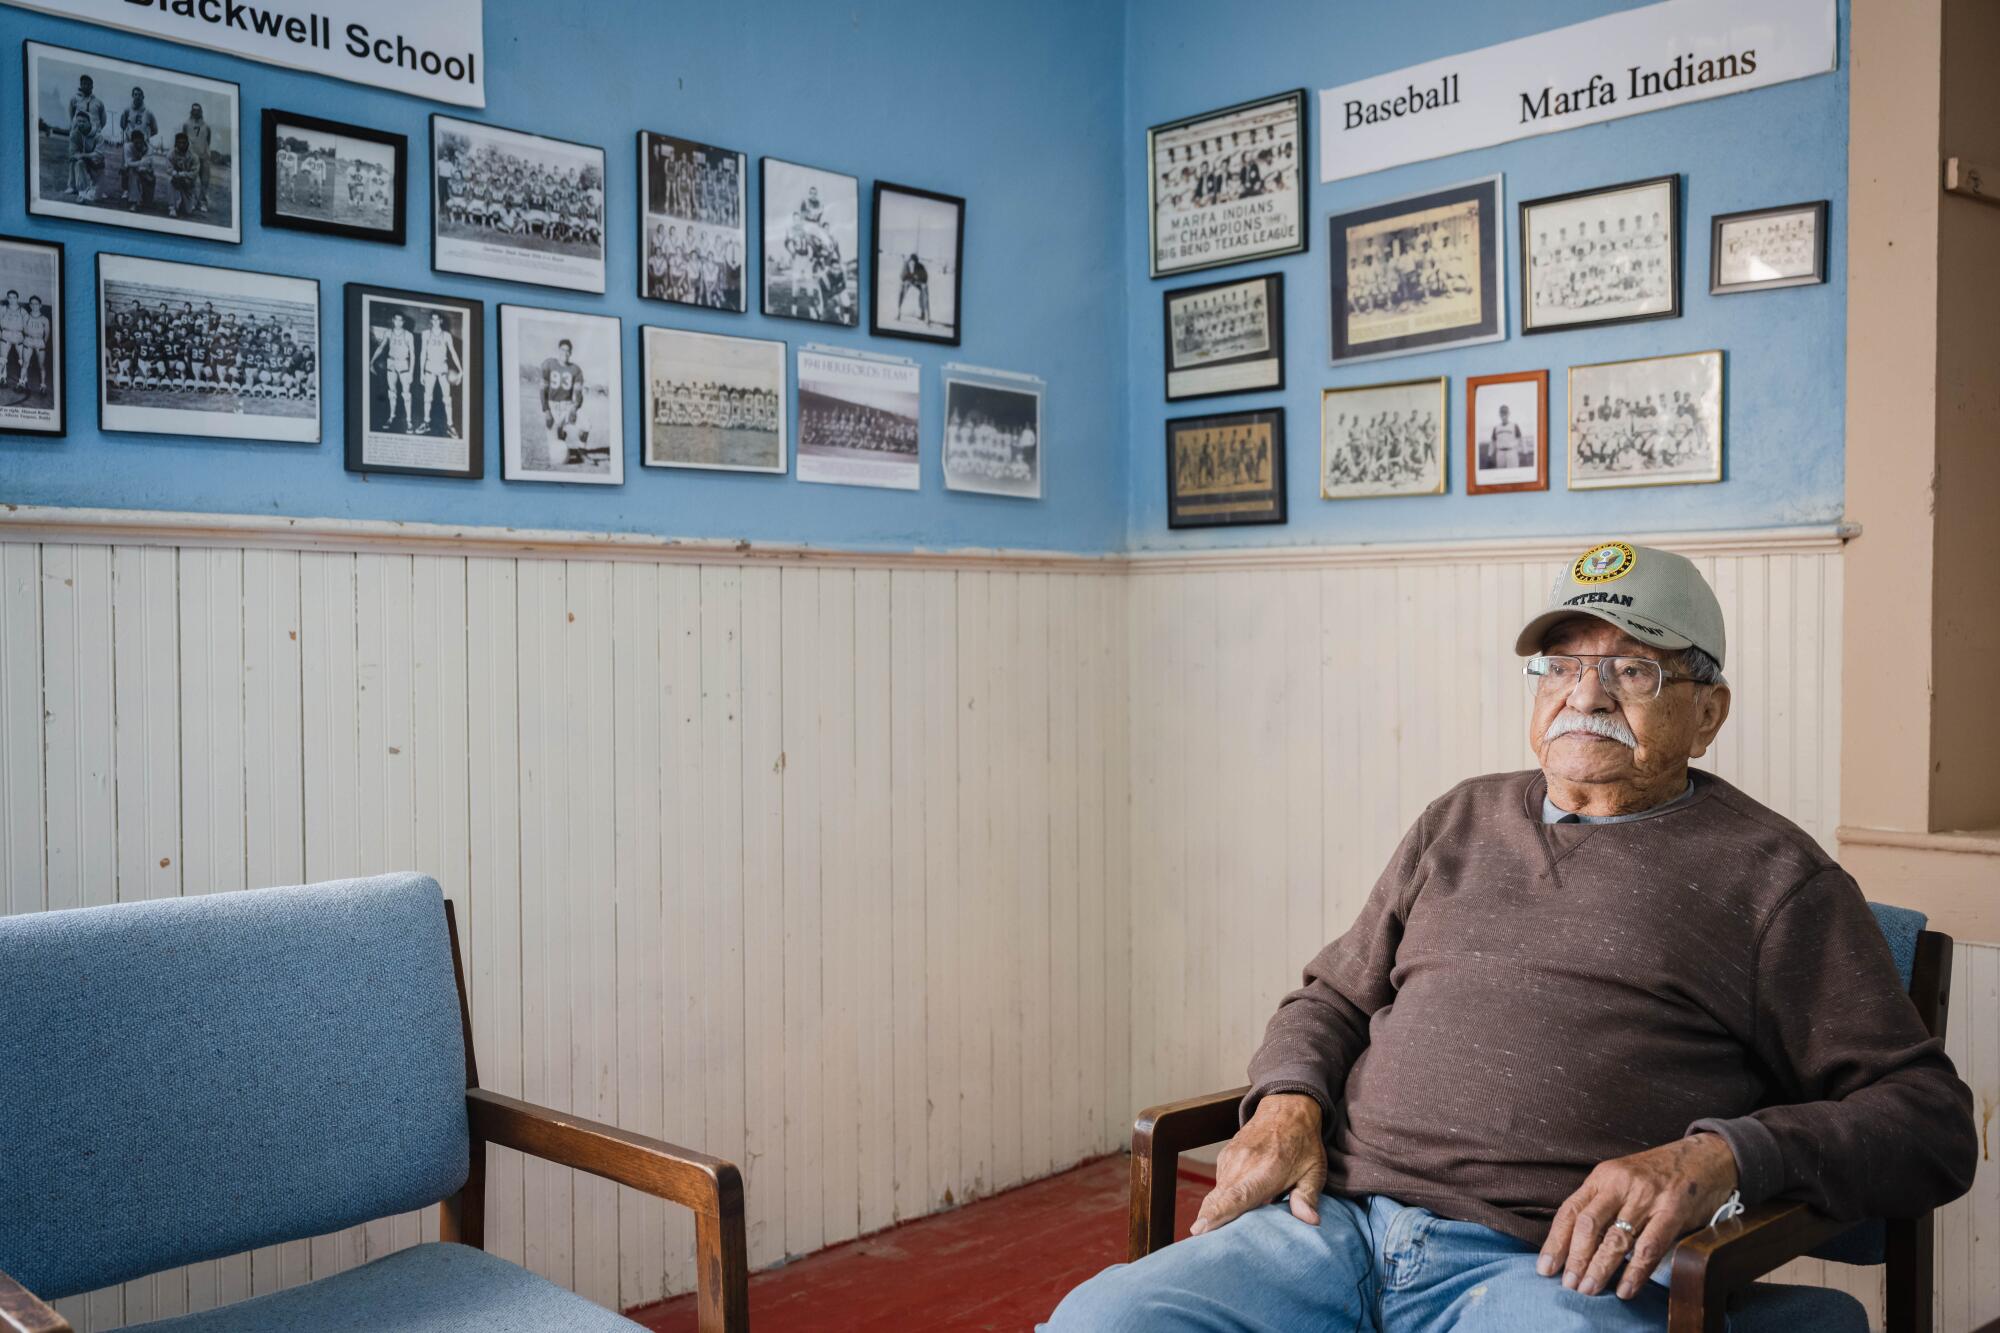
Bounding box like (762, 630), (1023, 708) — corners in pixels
(0, 873), (747, 1333)
(1125, 903), (1952, 1333)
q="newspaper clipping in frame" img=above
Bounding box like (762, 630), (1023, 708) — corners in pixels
(1149, 90), (1307, 278)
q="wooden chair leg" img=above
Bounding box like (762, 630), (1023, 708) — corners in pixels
(1129, 1139), (1178, 1260)
(439, 1143), (486, 1249)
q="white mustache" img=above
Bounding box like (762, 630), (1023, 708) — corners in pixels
(1544, 711), (1637, 748)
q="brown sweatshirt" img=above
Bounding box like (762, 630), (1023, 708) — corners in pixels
(1244, 768), (1978, 1247)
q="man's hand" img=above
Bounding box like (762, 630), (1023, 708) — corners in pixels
(1188, 1093), (1327, 1236)
(1537, 1133), (1739, 1299)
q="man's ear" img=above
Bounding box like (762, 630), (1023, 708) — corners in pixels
(1686, 683), (1732, 759)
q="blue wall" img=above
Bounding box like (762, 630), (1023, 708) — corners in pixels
(1123, 0), (1849, 549)
(0, 0), (1129, 553)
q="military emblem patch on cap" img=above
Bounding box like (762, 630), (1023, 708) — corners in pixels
(1572, 541), (1636, 584)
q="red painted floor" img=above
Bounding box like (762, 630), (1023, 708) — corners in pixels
(627, 1155), (1210, 1332)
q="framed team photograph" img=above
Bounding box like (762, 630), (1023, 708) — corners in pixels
(1329, 175), (1503, 365)
(1149, 90), (1308, 279)
(344, 284), (482, 479)
(1164, 272), (1283, 401)
(796, 346), (919, 489)
(1166, 407), (1286, 529)
(1320, 377), (1445, 500)
(1465, 370), (1547, 495)
(1568, 350), (1722, 490)
(97, 253), (319, 444)
(1711, 200), (1828, 294)
(642, 325), (786, 474)
(943, 373), (1041, 500)
(25, 41), (241, 244)
(499, 304), (623, 484)
(872, 182), (963, 345)
(762, 158), (859, 327)
(638, 131), (747, 312)
(1521, 175), (1680, 334)
(0, 235), (66, 438)
(432, 115), (606, 294)
(262, 110), (406, 245)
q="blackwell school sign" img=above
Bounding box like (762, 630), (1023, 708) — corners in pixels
(1318, 0), (1834, 183)
(2, 0), (486, 106)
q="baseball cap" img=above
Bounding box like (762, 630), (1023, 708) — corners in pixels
(1514, 540), (1727, 669)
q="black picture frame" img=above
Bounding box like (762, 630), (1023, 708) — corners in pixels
(24, 39), (243, 244)
(636, 129), (749, 312)
(870, 181), (964, 346)
(1147, 89), (1309, 279)
(262, 109), (408, 246)
(343, 283), (484, 479)
(96, 251), (322, 444)
(1163, 271), (1284, 402)
(1329, 174), (1504, 365)
(1709, 200), (1828, 294)
(0, 232), (67, 439)
(1165, 406), (1287, 529)
(760, 156), (861, 327)
(1519, 174), (1681, 335)
(430, 114), (608, 295)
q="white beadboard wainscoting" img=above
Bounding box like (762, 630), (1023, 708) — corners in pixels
(0, 516), (1132, 1329)
(1, 510), (1994, 1331)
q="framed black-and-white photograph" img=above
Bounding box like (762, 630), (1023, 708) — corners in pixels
(1521, 175), (1680, 334)
(1465, 370), (1547, 495)
(1330, 175), (1503, 365)
(263, 110), (406, 245)
(642, 325), (785, 474)
(943, 372), (1041, 499)
(25, 41), (241, 244)
(1149, 90), (1307, 279)
(1164, 272), (1283, 401)
(433, 115), (605, 294)
(762, 158), (859, 327)
(97, 253), (318, 443)
(1320, 377), (1445, 500)
(1568, 350), (1722, 490)
(638, 131), (747, 312)
(499, 304), (622, 484)
(872, 182), (963, 345)
(344, 284), (482, 479)
(796, 346), (919, 489)
(1710, 201), (1828, 294)
(0, 235), (66, 438)
(1166, 407), (1286, 529)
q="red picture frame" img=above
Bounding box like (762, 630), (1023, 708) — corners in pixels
(1464, 370), (1548, 495)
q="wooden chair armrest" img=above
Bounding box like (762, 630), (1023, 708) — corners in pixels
(1129, 1086), (1249, 1261)
(465, 1088), (747, 1333)
(0, 1269), (71, 1333)
(1666, 1201), (1850, 1333)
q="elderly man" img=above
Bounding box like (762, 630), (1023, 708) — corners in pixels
(1047, 541), (1976, 1331)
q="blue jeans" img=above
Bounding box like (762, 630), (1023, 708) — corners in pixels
(1042, 1194), (1675, 1332)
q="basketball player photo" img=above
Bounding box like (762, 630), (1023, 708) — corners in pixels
(345, 284), (483, 478)
(0, 234), (65, 437)
(871, 182), (963, 345)
(499, 304), (623, 484)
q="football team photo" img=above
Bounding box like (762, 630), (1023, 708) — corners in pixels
(264, 111), (405, 245)
(0, 235), (65, 437)
(640, 131), (748, 312)
(346, 285), (482, 479)
(643, 325), (785, 473)
(434, 116), (607, 294)
(795, 346), (919, 489)
(97, 252), (319, 443)
(499, 304), (623, 484)
(25, 41), (241, 243)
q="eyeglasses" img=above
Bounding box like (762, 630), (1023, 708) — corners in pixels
(1523, 654), (1703, 704)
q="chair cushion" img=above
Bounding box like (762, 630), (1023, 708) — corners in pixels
(1730, 1280), (1870, 1332)
(124, 1243), (643, 1332)
(0, 875), (471, 1299)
